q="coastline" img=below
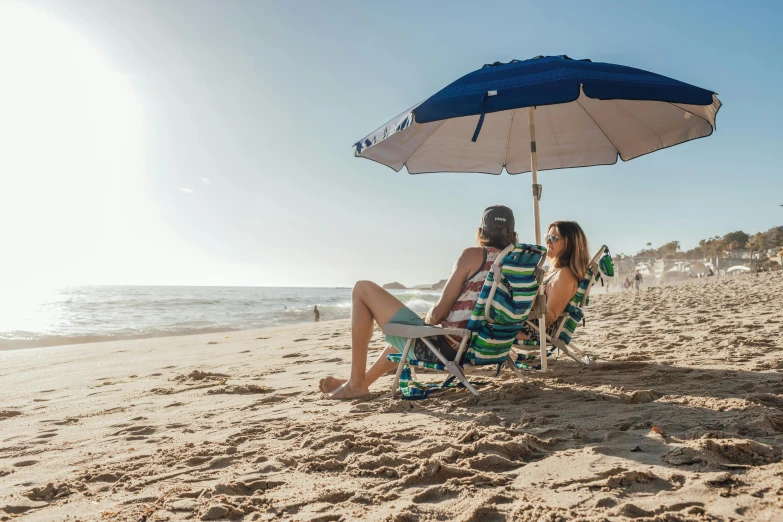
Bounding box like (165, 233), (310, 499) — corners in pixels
(0, 286), (442, 351)
(1, 272), (782, 521)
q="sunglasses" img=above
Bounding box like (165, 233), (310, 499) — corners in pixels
(545, 234), (560, 244)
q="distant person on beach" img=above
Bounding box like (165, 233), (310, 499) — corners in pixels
(623, 276), (632, 292)
(634, 271), (642, 291)
(319, 205), (519, 400)
(314, 305), (320, 322)
(515, 221), (590, 343)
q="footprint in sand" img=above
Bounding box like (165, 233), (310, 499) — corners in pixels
(111, 425), (156, 440)
(13, 460), (38, 467)
(240, 395), (286, 409)
(46, 418), (78, 426)
(176, 370), (230, 382)
(206, 384), (271, 395)
(411, 485), (460, 503)
(293, 338), (308, 342)
(168, 499), (197, 513)
(211, 479), (284, 496)
(314, 489), (355, 503)
(282, 353), (306, 359)
(0, 411), (22, 420)
(25, 482), (73, 501)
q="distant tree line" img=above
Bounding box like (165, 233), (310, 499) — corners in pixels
(631, 226), (783, 261)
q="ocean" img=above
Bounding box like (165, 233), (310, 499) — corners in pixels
(0, 286), (443, 350)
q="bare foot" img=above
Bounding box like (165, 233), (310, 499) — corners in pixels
(325, 380), (369, 400)
(318, 376), (346, 394)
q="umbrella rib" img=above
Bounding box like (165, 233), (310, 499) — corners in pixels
(574, 99), (621, 159)
(403, 119), (448, 172)
(667, 102), (714, 129)
(502, 109), (516, 173)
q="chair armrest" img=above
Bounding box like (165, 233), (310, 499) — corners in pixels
(381, 323), (469, 339)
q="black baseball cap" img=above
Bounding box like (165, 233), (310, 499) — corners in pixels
(481, 205), (515, 234)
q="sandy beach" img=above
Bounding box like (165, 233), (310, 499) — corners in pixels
(1, 272), (782, 521)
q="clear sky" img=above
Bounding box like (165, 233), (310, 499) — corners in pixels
(1, 0), (781, 289)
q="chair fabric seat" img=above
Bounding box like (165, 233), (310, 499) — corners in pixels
(387, 353), (447, 372)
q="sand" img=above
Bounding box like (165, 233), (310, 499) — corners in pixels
(1, 272), (782, 521)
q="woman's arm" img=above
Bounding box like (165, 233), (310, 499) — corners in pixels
(516, 270), (578, 341)
(425, 247), (483, 325)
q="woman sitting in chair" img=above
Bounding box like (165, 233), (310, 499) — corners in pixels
(320, 205), (518, 400)
(517, 220), (591, 342)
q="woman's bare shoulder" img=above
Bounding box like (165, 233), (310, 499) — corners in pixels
(557, 266), (579, 285)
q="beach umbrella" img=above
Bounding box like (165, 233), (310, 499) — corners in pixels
(354, 55), (721, 371)
(354, 55), (721, 244)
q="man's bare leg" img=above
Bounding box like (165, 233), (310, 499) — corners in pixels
(319, 344), (399, 394)
(363, 345), (400, 386)
(325, 281), (404, 399)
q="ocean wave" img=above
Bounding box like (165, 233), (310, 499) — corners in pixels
(0, 326), (240, 351)
(0, 285), (445, 350)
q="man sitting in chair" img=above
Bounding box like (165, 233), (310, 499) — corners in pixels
(319, 205), (515, 399)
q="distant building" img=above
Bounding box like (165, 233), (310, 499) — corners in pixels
(614, 257), (636, 276)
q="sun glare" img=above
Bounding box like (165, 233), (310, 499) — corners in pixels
(0, 2), (147, 294)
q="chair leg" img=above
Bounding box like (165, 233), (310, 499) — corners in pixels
(505, 356), (528, 381)
(420, 338), (480, 396)
(538, 315), (547, 372)
(565, 340), (587, 357)
(549, 337), (590, 366)
(392, 338), (414, 397)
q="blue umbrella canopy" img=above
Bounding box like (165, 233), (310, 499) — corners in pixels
(354, 55), (721, 175)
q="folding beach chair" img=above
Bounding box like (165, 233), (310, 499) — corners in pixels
(514, 245), (614, 370)
(382, 243), (548, 399)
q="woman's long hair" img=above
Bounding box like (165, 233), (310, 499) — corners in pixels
(548, 221), (590, 280)
(475, 227), (519, 250)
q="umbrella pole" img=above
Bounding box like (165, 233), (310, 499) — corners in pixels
(528, 106), (547, 371)
(528, 106), (542, 245)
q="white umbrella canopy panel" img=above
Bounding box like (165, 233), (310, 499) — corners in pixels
(357, 90), (719, 175)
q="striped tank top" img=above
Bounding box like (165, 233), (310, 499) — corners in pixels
(441, 247), (501, 348)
